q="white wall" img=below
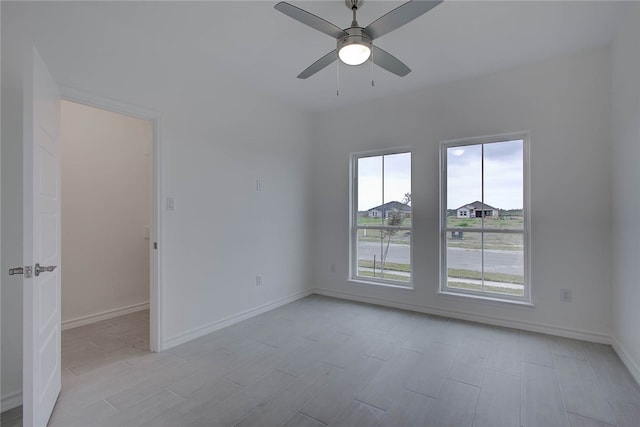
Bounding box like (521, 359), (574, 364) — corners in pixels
(311, 47), (613, 342)
(1, 2), (313, 405)
(611, 2), (640, 383)
(159, 95), (313, 345)
(60, 101), (151, 326)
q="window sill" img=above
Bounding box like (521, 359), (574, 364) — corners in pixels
(437, 290), (534, 308)
(348, 279), (414, 292)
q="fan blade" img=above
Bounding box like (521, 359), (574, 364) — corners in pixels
(275, 2), (347, 39)
(297, 50), (337, 79)
(372, 46), (411, 77)
(364, 0), (442, 40)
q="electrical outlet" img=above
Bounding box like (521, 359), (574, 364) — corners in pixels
(256, 179), (263, 192)
(561, 288), (572, 302)
(256, 275), (262, 286)
(330, 264), (336, 273)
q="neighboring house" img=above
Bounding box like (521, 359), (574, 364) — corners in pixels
(367, 201), (411, 218)
(456, 201), (499, 218)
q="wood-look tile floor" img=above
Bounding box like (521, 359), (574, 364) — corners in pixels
(3, 295), (640, 427)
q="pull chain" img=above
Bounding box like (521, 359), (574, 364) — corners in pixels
(371, 44), (375, 87)
(336, 56), (340, 96)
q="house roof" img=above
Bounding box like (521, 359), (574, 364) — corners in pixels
(368, 201), (411, 212)
(456, 201), (498, 211)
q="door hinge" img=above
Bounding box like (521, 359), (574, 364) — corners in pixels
(154, 242), (158, 250)
(9, 265), (33, 278)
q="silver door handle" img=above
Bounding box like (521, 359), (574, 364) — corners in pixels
(34, 263), (57, 277)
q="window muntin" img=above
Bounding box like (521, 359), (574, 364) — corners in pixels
(441, 135), (529, 301)
(352, 150), (412, 287)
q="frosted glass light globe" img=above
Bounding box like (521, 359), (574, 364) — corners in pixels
(338, 43), (371, 66)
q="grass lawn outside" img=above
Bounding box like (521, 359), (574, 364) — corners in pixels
(356, 216), (411, 244)
(357, 259), (410, 283)
(447, 268), (524, 284)
(447, 216), (523, 230)
(357, 270), (410, 283)
(355, 216), (524, 250)
(358, 260), (410, 273)
(447, 280), (524, 296)
(357, 216), (413, 227)
(447, 216), (524, 251)
(357, 229), (411, 244)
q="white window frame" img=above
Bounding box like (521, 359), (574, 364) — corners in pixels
(439, 132), (531, 304)
(350, 147), (413, 288)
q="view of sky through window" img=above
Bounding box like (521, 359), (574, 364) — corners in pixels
(447, 140), (523, 210)
(358, 152), (411, 211)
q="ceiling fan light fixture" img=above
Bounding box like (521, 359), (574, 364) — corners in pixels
(337, 29), (372, 66)
(338, 42), (371, 66)
(275, 0), (443, 78)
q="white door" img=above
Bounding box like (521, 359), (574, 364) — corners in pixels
(22, 46), (62, 427)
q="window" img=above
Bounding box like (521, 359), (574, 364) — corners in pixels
(441, 134), (529, 302)
(351, 149), (412, 287)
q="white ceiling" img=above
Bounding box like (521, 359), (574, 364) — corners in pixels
(4, 1), (627, 112)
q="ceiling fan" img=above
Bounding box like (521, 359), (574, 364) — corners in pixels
(275, 0), (442, 79)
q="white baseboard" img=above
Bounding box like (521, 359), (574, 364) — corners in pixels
(1, 389), (22, 412)
(62, 302), (150, 331)
(313, 288), (612, 344)
(612, 336), (640, 387)
(163, 289), (313, 350)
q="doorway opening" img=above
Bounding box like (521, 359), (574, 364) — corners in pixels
(59, 100), (156, 373)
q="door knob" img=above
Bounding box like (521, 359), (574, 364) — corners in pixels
(34, 263), (57, 277)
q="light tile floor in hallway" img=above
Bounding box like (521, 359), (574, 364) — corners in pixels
(2, 295), (640, 426)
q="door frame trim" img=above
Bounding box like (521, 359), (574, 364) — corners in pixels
(59, 86), (164, 352)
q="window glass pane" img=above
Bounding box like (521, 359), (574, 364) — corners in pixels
(380, 229), (411, 282)
(356, 229), (410, 284)
(483, 231), (524, 252)
(357, 228), (382, 279)
(357, 156), (383, 226)
(446, 232), (483, 292)
(383, 152), (411, 226)
(447, 145), (482, 228)
(384, 209), (411, 228)
(447, 229), (481, 250)
(484, 140), (524, 230)
(483, 233), (524, 296)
